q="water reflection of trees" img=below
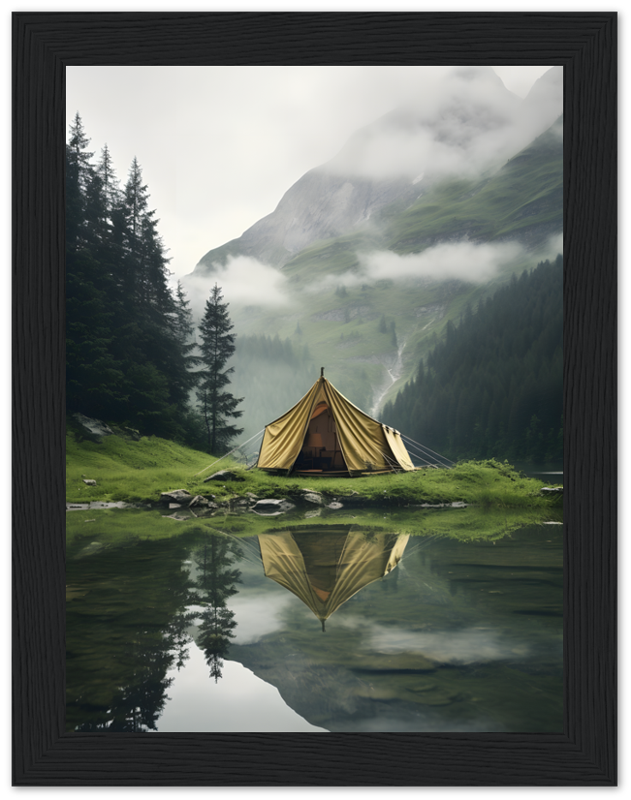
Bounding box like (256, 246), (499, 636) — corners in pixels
(192, 537), (242, 681)
(66, 532), (242, 731)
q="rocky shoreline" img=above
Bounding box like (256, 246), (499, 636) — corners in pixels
(66, 478), (475, 520)
(66, 466), (562, 520)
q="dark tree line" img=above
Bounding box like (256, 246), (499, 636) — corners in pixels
(66, 114), (241, 452)
(383, 256), (563, 465)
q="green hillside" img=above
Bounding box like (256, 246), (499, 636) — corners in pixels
(221, 119), (562, 425)
(386, 118), (563, 251)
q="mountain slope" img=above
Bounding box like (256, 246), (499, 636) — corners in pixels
(383, 256), (563, 464)
(185, 69), (563, 442)
(193, 67), (561, 275)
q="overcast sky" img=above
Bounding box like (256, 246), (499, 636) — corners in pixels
(66, 65), (551, 283)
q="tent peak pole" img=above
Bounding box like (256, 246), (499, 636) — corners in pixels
(321, 367), (324, 377)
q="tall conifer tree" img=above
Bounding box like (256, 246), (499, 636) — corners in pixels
(197, 284), (243, 454)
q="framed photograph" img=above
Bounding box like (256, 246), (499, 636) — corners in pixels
(12, 11), (617, 786)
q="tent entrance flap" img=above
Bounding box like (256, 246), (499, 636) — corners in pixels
(294, 403), (347, 473)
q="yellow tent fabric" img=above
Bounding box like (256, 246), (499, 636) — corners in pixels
(257, 376), (414, 475)
(258, 527), (410, 624)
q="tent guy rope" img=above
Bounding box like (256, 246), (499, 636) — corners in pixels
(193, 429), (265, 477)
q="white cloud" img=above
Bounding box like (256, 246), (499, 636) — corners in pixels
(325, 66), (561, 183)
(356, 241), (525, 285)
(181, 255), (290, 317)
(544, 233), (564, 260)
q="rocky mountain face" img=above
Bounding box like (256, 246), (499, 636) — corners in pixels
(185, 67), (563, 433)
(235, 171), (420, 267)
(193, 66), (562, 275)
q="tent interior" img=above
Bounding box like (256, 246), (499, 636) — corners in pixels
(292, 401), (348, 475)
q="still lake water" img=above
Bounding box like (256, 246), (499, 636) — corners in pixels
(66, 508), (563, 733)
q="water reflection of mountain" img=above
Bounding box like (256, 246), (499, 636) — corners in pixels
(259, 526), (409, 630)
(228, 524), (563, 733)
(65, 515), (563, 734)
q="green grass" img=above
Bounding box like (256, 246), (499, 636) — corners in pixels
(66, 428), (561, 551)
(66, 429), (220, 504)
(67, 427), (560, 513)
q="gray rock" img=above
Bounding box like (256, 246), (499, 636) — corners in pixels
(160, 489), (193, 504)
(252, 498), (296, 514)
(451, 501), (467, 508)
(302, 492), (324, 505)
(75, 541), (106, 558)
(540, 486), (563, 495)
(73, 413), (114, 439)
(203, 470), (244, 482)
(327, 501), (344, 510)
(188, 495), (210, 508)
(82, 479), (97, 486)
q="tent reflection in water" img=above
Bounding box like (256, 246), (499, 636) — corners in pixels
(258, 526), (410, 631)
(256, 372), (414, 476)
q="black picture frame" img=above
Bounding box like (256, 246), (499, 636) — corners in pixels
(12, 12), (617, 786)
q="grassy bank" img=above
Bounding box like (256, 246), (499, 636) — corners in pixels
(66, 427), (561, 510)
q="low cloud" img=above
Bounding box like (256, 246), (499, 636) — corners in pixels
(325, 66), (562, 183)
(360, 242), (524, 284)
(543, 232), (563, 260)
(182, 255), (290, 317)
(304, 241), (525, 294)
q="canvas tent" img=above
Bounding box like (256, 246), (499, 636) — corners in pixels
(258, 526), (410, 630)
(256, 375), (415, 476)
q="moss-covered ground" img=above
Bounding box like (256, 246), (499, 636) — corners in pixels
(66, 427), (562, 547)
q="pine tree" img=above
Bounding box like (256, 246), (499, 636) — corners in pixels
(66, 112), (93, 252)
(96, 144), (120, 210)
(197, 284), (244, 454)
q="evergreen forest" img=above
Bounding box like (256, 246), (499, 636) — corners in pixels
(66, 114), (318, 455)
(383, 256), (563, 465)
(66, 113), (200, 442)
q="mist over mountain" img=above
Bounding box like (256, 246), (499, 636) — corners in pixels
(192, 67), (561, 275)
(183, 67), (563, 445)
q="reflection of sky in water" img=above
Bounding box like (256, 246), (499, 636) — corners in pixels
(156, 642), (327, 733)
(228, 591), (294, 644)
(339, 617), (529, 664)
(343, 714), (506, 733)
